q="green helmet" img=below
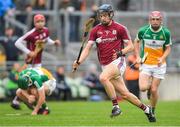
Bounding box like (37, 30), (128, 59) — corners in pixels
(17, 76), (29, 90)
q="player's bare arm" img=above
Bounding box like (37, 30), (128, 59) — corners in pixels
(20, 89), (31, 99)
(54, 39), (61, 46)
(32, 88), (45, 115)
(46, 37), (61, 46)
(73, 42), (93, 70)
(122, 40), (134, 54)
(134, 39), (141, 63)
(27, 51), (37, 58)
(26, 51), (37, 63)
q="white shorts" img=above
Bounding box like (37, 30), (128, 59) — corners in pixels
(27, 64), (42, 69)
(140, 64), (166, 79)
(44, 79), (56, 96)
(102, 57), (126, 76)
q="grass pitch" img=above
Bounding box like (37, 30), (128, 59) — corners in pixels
(0, 100), (180, 126)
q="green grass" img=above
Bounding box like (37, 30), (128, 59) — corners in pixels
(0, 101), (180, 126)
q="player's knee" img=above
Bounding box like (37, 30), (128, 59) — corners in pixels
(99, 75), (108, 85)
(139, 86), (147, 92)
(16, 88), (22, 97)
(150, 88), (158, 95)
(30, 87), (38, 97)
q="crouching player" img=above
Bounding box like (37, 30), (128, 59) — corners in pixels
(16, 67), (56, 115)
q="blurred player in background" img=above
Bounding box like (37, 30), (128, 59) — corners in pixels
(73, 4), (155, 122)
(16, 67), (56, 115)
(11, 14), (60, 109)
(134, 11), (172, 122)
(15, 14), (61, 68)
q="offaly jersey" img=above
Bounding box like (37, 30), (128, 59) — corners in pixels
(40, 67), (54, 80)
(136, 25), (172, 65)
(88, 20), (131, 65)
(19, 68), (53, 90)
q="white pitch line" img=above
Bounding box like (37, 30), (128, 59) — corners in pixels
(5, 113), (21, 116)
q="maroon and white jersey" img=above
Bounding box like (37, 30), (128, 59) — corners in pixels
(88, 20), (131, 65)
(15, 27), (50, 64)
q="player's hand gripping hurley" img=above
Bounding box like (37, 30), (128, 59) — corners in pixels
(26, 40), (45, 63)
(72, 18), (95, 72)
(130, 52), (148, 68)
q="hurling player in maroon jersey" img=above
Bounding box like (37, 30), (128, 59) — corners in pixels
(73, 4), (155, 122)
(15, 14), (61, 68)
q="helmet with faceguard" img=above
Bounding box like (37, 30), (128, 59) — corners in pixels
(97, 4), (114, 19)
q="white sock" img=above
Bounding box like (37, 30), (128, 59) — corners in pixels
(144, 106), (150, 113)
(12, 100), (20, 105)
(113, 105), (119, 108)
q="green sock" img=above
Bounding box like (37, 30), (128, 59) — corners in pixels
(152, 107), (155, 114)
(42, 103), (48, 109)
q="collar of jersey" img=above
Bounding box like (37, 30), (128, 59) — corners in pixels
(149, 25), (162, 33)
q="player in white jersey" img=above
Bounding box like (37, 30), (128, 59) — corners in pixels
(134, 11), (172, 122)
